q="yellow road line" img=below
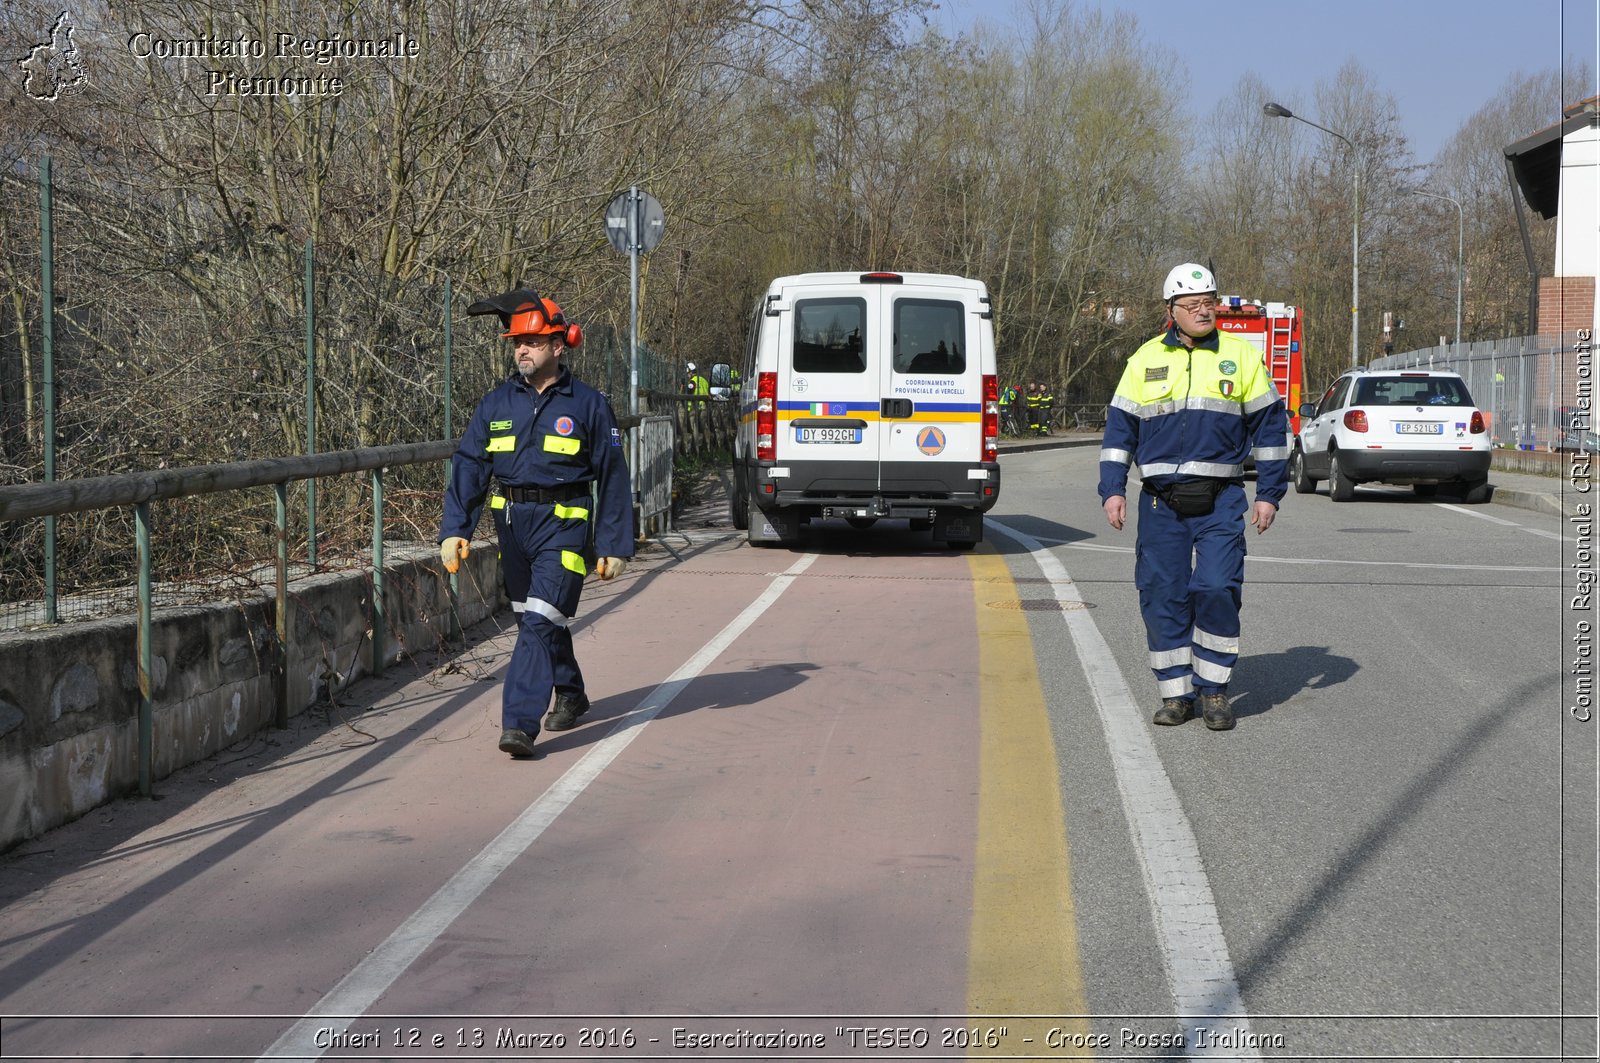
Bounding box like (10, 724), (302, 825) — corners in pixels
(967, 548), (1093, 1058)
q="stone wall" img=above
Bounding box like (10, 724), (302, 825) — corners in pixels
(0, 541), (506, 850)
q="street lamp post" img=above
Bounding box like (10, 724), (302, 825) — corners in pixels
(1264, 102), (1360, 368)
(1410, 189), (1463, 353)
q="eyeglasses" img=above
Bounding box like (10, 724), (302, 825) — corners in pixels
(512, 334), (561, 348)
(1172, 298), (1218, 313)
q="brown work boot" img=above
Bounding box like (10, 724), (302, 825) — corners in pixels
(1152, 698), (1193, 726)
(497, 729), (540, 758)
(544, 691), (590, 732)
(1199, 691), (1235, 731)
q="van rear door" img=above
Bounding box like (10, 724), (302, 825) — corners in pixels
(880, 282), (985, 479)
(778, 280), (884, 489)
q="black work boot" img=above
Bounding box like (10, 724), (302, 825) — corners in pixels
(498, 728), (540, 758)
(543, 691), (590, 732)
(1151, 698), (1193, 726)
(1199, 691), (1236, 731)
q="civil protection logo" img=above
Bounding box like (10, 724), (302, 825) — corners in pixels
(916, 427), (946, 455)
(20, 11), (88, 102)
(554, 415), (575, 436)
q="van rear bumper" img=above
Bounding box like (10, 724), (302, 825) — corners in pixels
(756, 458), (1001, 513)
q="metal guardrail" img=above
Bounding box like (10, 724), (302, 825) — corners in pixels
(0, 421), (684, 798)
(0, 441), (457, 798)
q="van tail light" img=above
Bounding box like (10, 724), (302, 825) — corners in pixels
(756, 371), (777, 461)
(982, 374), (999, 462)
(1343, 409), (1369, 433)
(1470, 411), (1486, 434)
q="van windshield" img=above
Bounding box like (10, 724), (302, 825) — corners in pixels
(793, 299), (867, 374)
(893, 299), (965, 375)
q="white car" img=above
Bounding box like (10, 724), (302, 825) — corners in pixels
(1290, 368), (1492, 502)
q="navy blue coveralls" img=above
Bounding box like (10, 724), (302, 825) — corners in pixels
(1097, 326), (1290, 702)
(440, 366), (633, 735)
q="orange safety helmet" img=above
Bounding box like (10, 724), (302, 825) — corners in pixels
(500, 296), (583, 348)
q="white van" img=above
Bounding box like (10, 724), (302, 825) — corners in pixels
(729, 271), (1001, 548)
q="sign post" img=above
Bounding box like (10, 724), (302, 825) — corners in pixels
(603, 187), (665, 528)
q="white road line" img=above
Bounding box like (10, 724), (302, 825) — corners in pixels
(988, 519), (1258, 1060)
(1522, 528), (1566, 542)
(258, 553), (819, 1063)
(1433, 502), (1520, 525)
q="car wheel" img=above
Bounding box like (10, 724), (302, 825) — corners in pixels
(1412, 483), (1438, 498)
(1459, 477), (1491, 504)
(1290, 447), (1316, 494)
(730, 467), (750, 530)
(1328, 451), (1356, 502)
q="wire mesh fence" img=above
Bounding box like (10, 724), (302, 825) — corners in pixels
(1368, 330), (1593, 451)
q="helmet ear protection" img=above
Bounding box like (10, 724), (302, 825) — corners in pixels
(467, 286), (582, 347)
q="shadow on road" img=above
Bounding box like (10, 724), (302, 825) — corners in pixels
(1228, 645), (1361, 720)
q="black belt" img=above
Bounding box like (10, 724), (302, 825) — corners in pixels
(500, 483), (590, 504)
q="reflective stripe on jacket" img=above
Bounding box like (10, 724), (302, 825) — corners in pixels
(1097, 327), (1289, 505)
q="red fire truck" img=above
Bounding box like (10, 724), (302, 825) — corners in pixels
(1213, 296), (1305, 433)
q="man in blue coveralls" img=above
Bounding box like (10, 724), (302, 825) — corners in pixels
(439, 287), (634, 758)
(1097, 263), (1289, 731)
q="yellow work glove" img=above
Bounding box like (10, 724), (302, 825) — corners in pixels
(596, 556), (627, 581)
(440, 536), (470, 574)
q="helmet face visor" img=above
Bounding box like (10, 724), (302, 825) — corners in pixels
(501, 299), (565, 338)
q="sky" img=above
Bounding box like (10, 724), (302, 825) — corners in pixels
(932, 0), (1600, 164)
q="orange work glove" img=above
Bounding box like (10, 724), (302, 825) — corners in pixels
(440, 536), (470, 574)
(595, 556), (628, 581)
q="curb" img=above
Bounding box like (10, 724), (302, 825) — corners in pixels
(1486, 486), (1576, 520)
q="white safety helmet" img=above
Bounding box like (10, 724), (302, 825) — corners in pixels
(1162, 263), (1217, 301)
(686, 362), (697, 372)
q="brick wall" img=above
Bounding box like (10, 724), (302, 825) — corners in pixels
(1537, 276), (1597, 342)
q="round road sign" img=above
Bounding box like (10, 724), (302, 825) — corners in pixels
(604, 189), (665, 254)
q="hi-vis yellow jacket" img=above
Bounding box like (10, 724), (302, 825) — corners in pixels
(1097, 326), (1290, 505)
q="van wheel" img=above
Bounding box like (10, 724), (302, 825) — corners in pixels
(845, 516), (877, 530)
(1459, 477), (1491, 504)
(1290, 447), (1316, 494)
(730, 468), (750, 530)
(1328, 451), (1356, 502)
(945, 539), (978, 551)
(909, 518), (934, 532)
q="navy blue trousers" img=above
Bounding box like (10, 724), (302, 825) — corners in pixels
(1133, 482), (1247, 701)
(492, 501), (589, 734)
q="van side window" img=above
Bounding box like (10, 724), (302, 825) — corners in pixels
(793, 298), (867, 374)
(894, 299), (965, 375)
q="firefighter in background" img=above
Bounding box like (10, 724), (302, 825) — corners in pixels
(1097, 263), (1289, 732)
(1025, 383), (1044, 435)
(1037, 381), (1056, 435)
(439, 287), (634, 759)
